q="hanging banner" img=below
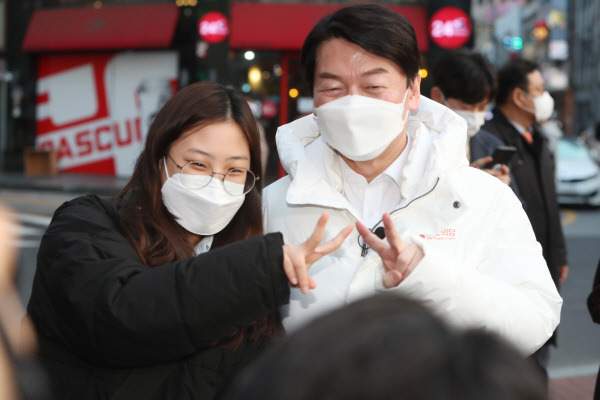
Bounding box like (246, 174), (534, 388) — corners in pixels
(35, 51), (178, 176)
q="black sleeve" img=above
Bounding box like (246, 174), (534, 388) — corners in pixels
(28, 195), (289, 367)
(469, 129), (499, 162)
(588, 258), (600, 323)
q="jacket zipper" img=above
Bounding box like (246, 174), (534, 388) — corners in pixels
(359, 177), (440, 256)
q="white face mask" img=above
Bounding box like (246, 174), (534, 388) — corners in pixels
(315, 91), (409, 161)
(522, 90), (554, 123)
(453, 110), (487, 138)
(161, 158), (245, 236)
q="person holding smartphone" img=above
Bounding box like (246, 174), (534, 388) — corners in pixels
(478, 58), (569, 385)
(430, 49), (519, 196)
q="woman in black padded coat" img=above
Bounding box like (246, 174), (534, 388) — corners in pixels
(26, 82), (351, 400)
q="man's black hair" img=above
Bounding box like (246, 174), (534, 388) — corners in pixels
(496, 58), (539, 105)
(300, 4), (420, 95)
(432, 49), (497, 105)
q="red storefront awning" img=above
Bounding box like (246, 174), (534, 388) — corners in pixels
(229, 3), (429, 53)
(22, 4), (179, 52)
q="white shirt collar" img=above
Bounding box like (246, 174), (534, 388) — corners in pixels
(194, 235), (214, 255)
(339, 133), (412, 227)
(339, 133), (411, 188)
(508, 119), (529, 135)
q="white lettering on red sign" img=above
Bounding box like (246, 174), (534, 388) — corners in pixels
(35, 52), (178, 175)
(199, 11), (229, 44)
(200, 20), (228, 37)
(429, 7), (472, 49)
(37, 117), (142, 166)
(431, 17), (470, 39)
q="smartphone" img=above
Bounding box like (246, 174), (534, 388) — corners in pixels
(482, 146), (517, 169)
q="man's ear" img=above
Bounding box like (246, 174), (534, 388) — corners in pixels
(511, 87), (526, 108)
(430, 86), (444, 104)
(407, 74), (421, 111)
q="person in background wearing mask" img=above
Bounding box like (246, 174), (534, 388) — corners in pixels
(430, 49), (515, 191)
(26, 82), (352, 399)
(475, 58), (568, 384)
(263, 4), (561, 357)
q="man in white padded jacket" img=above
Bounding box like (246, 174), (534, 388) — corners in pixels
(263, 4), (561, 356)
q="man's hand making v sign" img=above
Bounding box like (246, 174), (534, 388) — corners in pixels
(356, 213), (424, 288)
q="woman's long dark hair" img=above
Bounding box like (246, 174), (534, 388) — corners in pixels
(115, 82), (281, 344)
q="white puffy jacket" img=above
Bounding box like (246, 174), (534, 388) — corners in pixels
(263, 96), (562, 355)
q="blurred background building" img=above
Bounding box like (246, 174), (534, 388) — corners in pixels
(569, 0), (600, 140)
(0, 0), (598, 183)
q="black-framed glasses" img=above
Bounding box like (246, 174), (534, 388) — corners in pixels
(167, 154), (258, 196)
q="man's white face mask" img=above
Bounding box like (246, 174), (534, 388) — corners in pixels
(439, 92), (486, 139)
(453, 110), (487, 138)
(315, 90), (410, 161)
(522, 90), (554, 123)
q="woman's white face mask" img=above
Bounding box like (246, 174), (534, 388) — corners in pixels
(315, 90), (410, 161)
(161, 158), (245, 236)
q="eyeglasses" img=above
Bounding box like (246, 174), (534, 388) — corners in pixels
(167, 154), (259, 196)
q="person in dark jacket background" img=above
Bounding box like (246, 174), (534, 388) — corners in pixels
(26, 82), (352, 400)
(587, 257), (600, 400)
(474, 58), (568, 385)
(429, 49), (517, 195)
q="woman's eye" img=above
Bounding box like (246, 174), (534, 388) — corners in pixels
(188, 162), (210, 172)
(228, 168), (246, 176)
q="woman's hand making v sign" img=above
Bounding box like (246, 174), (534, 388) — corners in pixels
(283, 212), (353, 295)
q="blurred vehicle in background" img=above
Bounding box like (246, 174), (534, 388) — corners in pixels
(555, 138), (600, 207)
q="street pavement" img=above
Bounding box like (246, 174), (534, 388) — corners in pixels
(547, 205), (600, 399)
(549, 373), (595, 400)
(0, 171), (127, 197)
(1, 171), (599, 399)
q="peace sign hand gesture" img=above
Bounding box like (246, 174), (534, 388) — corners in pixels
(356, 213), (424, 288)
(283, 212), (353, 295)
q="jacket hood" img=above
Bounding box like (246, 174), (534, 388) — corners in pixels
(275, 95), (468, 209)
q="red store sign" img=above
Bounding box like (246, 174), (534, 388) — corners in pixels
(429, 7), (472, 49)
(199, 11), (230, 44)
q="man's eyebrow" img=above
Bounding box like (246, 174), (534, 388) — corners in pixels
(316, 71), (341, 80)
(316, 68), (389, 80)
(361, 67), (389, 77)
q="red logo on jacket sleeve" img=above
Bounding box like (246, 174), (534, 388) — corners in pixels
(420, 228), (456, 240)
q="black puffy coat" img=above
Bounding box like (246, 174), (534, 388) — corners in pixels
(480, 108), (567, 286)
(27, 195), (289, 399)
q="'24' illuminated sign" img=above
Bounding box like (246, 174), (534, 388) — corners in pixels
(429, 7), (472, 49)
